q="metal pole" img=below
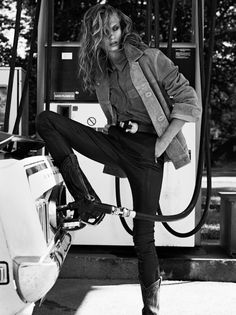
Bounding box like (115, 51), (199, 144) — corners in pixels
(4, 0), (23, 133)
(153, 0), (160, 48)
(45, 0), (53, 111)
(37, 0), (48, 114)
(167, 0), (177, 58)
(13, 0), (42, 135)
(146, 0), (152, 45)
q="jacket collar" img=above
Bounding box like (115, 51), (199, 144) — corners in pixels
(109, 49), (128, 72)
(124, 43), (144, 62)
(95, 43), (144, 81)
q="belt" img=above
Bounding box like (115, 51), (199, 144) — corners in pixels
(117, 120), (156, 134)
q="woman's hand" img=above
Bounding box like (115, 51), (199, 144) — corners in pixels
(155, 137), (169, 158)
(102, 123), (111, 134)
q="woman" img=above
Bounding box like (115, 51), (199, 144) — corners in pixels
(36, 4), (201, 314)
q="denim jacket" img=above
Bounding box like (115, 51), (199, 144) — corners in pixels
(94, 43), (201, 175)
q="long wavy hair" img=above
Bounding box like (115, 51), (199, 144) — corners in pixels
(78, 4), (147, 92)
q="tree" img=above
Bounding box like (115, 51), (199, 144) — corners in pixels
(0, 0), (38, 134)
(205, 0), (236, 164)
(0, 0), (16, 65)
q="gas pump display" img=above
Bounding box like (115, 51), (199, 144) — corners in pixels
(160, 45), (195, 88)
(46, 44), (97, 103)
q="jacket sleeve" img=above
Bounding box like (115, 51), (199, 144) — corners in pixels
(156, 50), (202, 122)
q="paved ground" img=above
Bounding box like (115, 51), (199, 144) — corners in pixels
(33, 279), (236, 315)
(32, 172), (236, 315)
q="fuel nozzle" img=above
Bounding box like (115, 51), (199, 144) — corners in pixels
(57, 201), (136, 217)
(56, 201), (136, 230)
(56, 199), (109, 229)
(57, 200), (114, 215)
(109, 206), (136, 218)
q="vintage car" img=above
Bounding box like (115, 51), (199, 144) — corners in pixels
(0, 132), (73, 315)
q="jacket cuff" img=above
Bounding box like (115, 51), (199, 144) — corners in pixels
(170, 103), (202, 122)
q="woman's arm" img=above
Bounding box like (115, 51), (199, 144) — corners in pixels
(155, 50), (202, 123)
(155, 118), (185, 158)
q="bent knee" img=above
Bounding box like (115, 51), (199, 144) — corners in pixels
(36, 110), (55, 133)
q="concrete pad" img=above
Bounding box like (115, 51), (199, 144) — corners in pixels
(33, 279), (236, 315)
(60, 246), (236, 282)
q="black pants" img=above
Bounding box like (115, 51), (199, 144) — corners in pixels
(36, 111), (164, 287)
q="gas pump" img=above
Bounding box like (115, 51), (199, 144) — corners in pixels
(37, 0), (204, 247)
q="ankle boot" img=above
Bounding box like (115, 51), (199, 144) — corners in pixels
(141, 278), (161, 315)
(59, 153), (100, 203)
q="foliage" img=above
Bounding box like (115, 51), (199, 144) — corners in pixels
(0, 0), (38, 134)
(0, 0), (15, 65)
(206, 0), (236, 164)
(53, 0), (192, 43)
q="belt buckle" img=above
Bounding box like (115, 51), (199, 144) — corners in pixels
(119, 121), (138, 134)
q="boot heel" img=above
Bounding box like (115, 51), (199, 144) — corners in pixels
(141, 278), (161, 315)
